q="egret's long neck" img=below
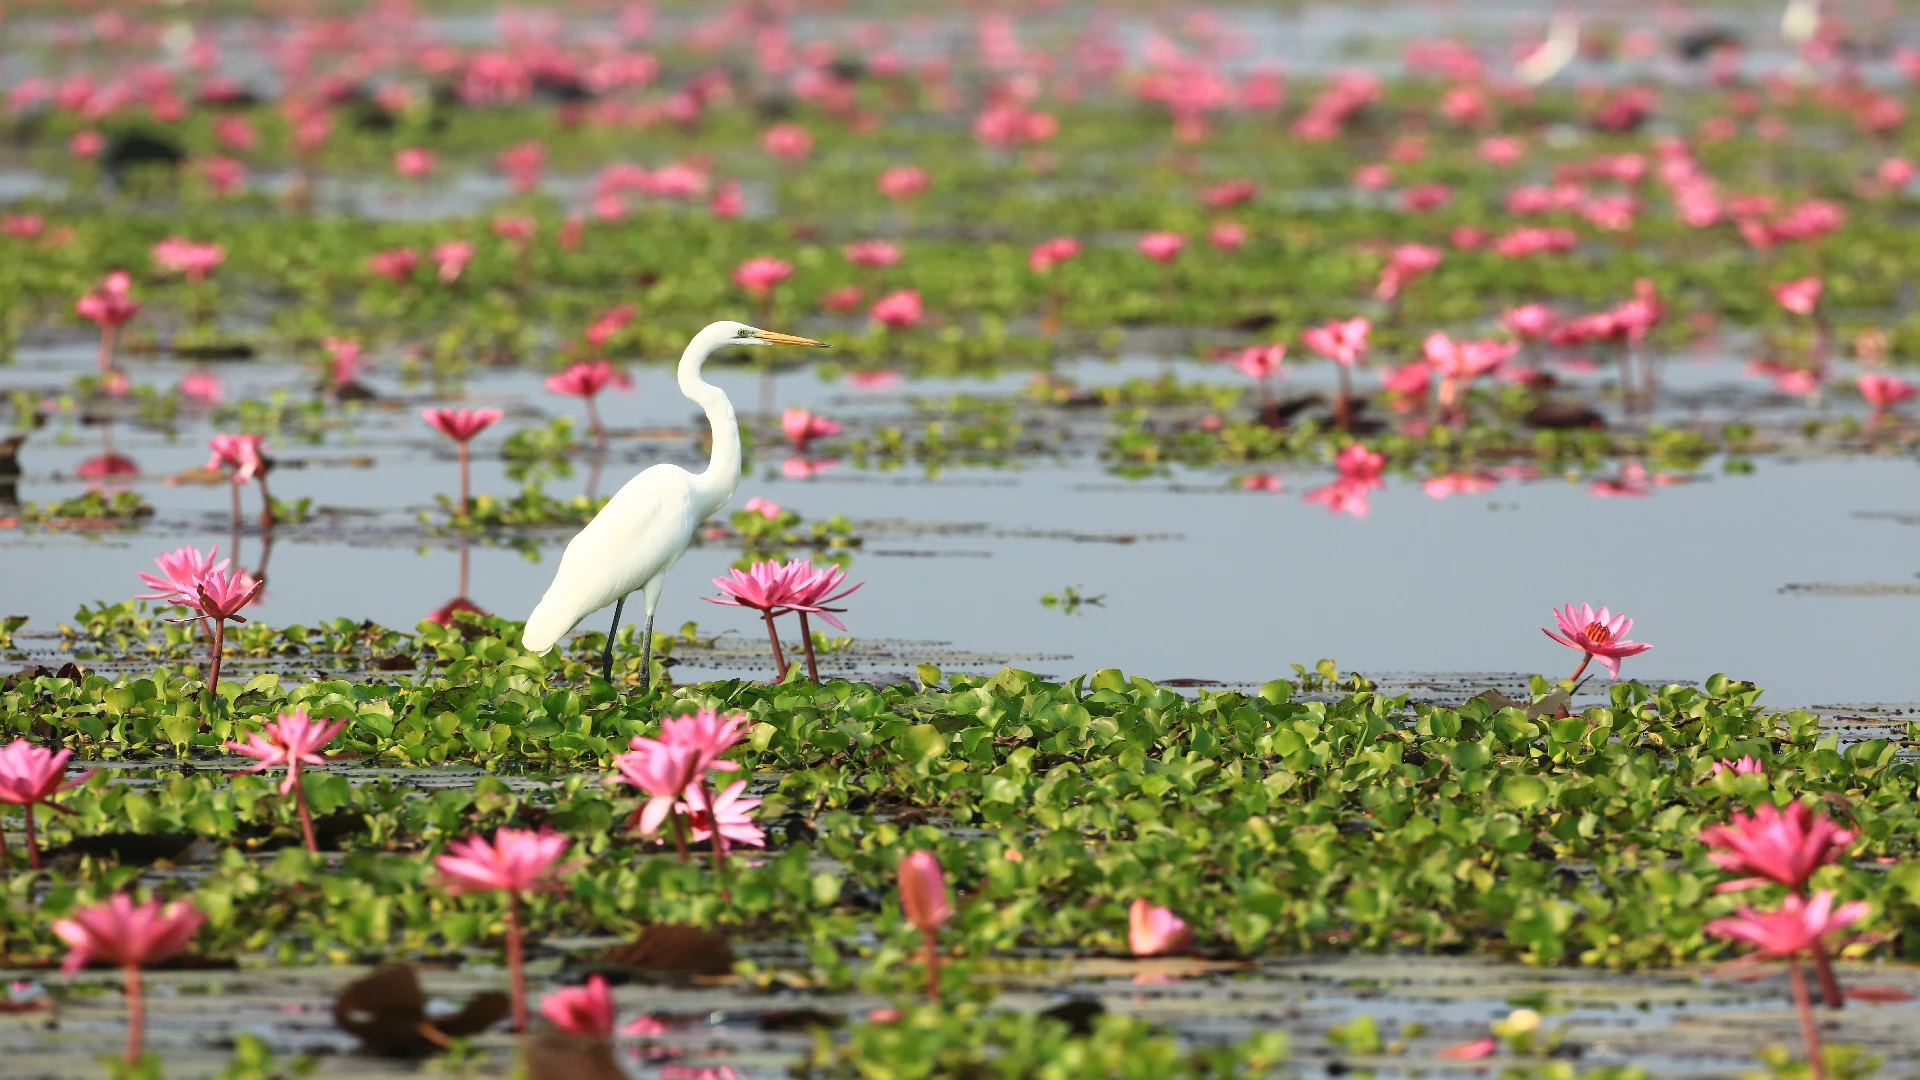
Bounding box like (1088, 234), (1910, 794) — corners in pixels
(680, 334), (741, 518)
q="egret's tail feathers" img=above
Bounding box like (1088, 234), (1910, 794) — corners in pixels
(520, 597), (577, 655)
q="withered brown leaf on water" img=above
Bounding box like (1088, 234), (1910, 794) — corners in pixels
(599, 923), (735, 976)
(524, 1029), (626, 1080)
(333, 963), (509, 1057)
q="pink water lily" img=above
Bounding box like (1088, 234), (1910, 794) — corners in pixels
(75, 271), (139, 374)
(422, 408), (504, 515)
(0, 740), (94, 872)
(1542, 603), (1652, 681)
(52, 894), (204, 1067)
(436, 827), (572, 1033)
(782, 407), (843, 450)
(541, 975), (615, 1038)
(1773, 276), (1824, 317)
(136, 545), (229, 605)
(677, 779), (765, 849)
(545, 360), (631, 443)
(225, 706), (348, 852)
(1128, 899), (1195, 957)
(899, 850), (951, 1003)
(870, 289), (923, 329)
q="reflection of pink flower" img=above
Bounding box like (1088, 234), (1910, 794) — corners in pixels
(781, 457), (840, 478)
(1438, 1038), (1498, 1060)
(847, 370), (901, 391)
(1241, 473), (1282, 492)
(1422, 472), (1497, 499)
(1304, 477), (1374, 517)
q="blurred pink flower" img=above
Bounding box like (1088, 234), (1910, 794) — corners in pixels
(733, 257), (794, 296)
(870, 289), (923, 329)
(878, 165), (929, 200)
(761, 123), (812, 161)
(394, 147), (435, 179)
(1137, 231), (1186, 264)
(1128, 899), (1194, 956)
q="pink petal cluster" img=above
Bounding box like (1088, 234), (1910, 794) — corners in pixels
(1858, 373), (1917, 412)
(541, 975), (615, 1038)
(1128, 899), (1195, 956)
(1029, 236), (1080, 272)
(733, 256), (793, 296)
(878, 165), (930, 200)
(436, 827), (572, 895)
(1772, 276), (1824, 317)
(422, 407), (504, 443)
(1303, 317), (1370, 366)
(1541, 603), (1652, 679)
(782, 407), (843, 449)
(74, 272), (140, 329)
(1705, 890), (1868, 960)
(224, 706), (348, 795)
(136, 545), (230, 603)
(151, 237), (225, 282)
(1700, 802), (1855, 893)
(545, 360), (632, 399)
(870, 289), (923, 329)
(1136, 231), (1186, 264)
(844, 239), (903, 268)
(898, 850), (952, 932)
(0, 740), (95, 807)
(206, 433), (267, 484)
(1229, 344), (1286, 382)
(53, 895), (204, 976)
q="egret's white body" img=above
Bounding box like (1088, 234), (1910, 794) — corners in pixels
(1516, 13), (1580, 87)
(521, 321), (829, 681)
(1782, 0), (1819, 47)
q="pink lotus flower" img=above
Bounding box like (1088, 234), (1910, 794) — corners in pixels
(1199, 179), (1257, 209)
(1399, 183), (1452, 213)
(615, 741), (705, 841)
(369, 248), (420, 284)
(493, 215), (537, 245)
(761, 123), (812, 161)
(1303, 317), (1371, 366)
(137, 545), (229, 605)
(1701, 802), (1855, 893)
(742, 496), (781, 520)
(1480, 135), (1524, 165)
(75, 271), (138, 374)
(1424, 333), (1517, 381)
(782, 407), (842, 449)
(822, 285), (864, 312)
(1773, 276), (1824, 317)
(878, 165), (929, 201)
(497, 141), (545, 193)
(677, 779), (765, 849)
(899, 849), (950, 1002)
(541, 975), (615, 1038)
(1712, 755), (1767, 777)
(1858, 373), (1917, 414)
(1128, 899), (1195, 956)
(394, 147), (435, 179)
(179, 370), (223, 404)
(870, 289), (922, 329)
(324, 337), (364, 388)
(1379, 362), (1431, 402)
(546, 361), (632, 443)
(1375, 244), (1443, 300)
(710, 179), (744, 221)
(1503, 304), (1557, 340)
(151, 237), (225, 282)
(1241, 473), (1283, 492)
(1029, 236), (1080, 272)
(214, 114), (256, 152)
(844, 240), (903, 269)
(1209, 222), (1247, 251)
(436, 827), (572, 1033)
(779, 559), (863, 634)
(207, 433), (266, 484)
(77, 453), (138, 485)
(70, 130), (104, 159)
(1877, 157), (1914, 190)
(1542, 603), (1652, 680)
(52, 894), (204, 1066)
(1137, 231), (1186, 264)
(1229, 344), (1285, 386)
(433, 240), (474, 284)
(1353, 163), (1392, 190)
(733, 256), (793, 297)
(225, 706), (347, 852)
(0, 739), (95, 870)
(2, 213), (42, 238)
(1707, 890), (1868, 961)
(422, 407), (502, 515)
(200, 156), (245, 196)
(583, 304), (637, 349)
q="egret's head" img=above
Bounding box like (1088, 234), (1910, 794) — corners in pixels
(712, 321), (832, 350)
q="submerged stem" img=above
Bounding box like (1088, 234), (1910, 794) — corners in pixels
(505, 892), (528, 1033)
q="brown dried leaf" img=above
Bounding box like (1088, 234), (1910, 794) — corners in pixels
(333, 963), (507, 1057)
(600, 924), (735, 976)
(524, 1030), (626, 1080)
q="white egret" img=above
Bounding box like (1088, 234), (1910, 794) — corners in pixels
(1516, 12), (1580, 87)
(521, 321), (830, 687)
(1782, 0), (1820, 48)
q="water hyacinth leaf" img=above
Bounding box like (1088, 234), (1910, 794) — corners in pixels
(1502, 775), (1550, 809)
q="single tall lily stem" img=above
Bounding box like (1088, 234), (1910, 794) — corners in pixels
(798, 612), (820, 682)
(292, 766), (318, 854)
(22, 804), (39, 869)
(700, 776), (729, 896)
(1788, 959), (1827, 1080)
(207, 617), (228, 694)
(1810, 943), (1844, 1010)
(456, 441), (472, 516)
(122, 963), (146, 1067)
(504, 892), (529, 1033)
(97, 326), (118, 376)
(920, 928), (941, 1004)
(1566, 652), (1593, 684)
(761, 611), (788, 679)
(585, 397), (605, 446)
(1335, 366), (1353, 431)
(671, 813), (690, 864)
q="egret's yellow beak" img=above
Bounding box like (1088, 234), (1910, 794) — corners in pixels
(752, 329), (832, 348)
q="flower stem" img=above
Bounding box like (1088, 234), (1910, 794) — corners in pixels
(672, 812), (690, 864)
(1811, 940), (1846, 1010)
(457, 441), (471, 516)
(208, 617), (226, 699)
(23, 803), (38, 870)
(1335, 365), (1352, 431)
(0, 818), (9, 879)
(1789, 960), (1827, 1080)
(293, 767), (318, 854)
(761, 612), (788, 679)
(1566, 652), (1592, 684)
(586, 396), (604, 446)
(921, 928), (941, 1004)
(700, 776), (728, 896)
(229, 480), (242, 532)
(256, 471), (276, 530)
(798, 612), (820, 682)
(97, 325), (117, 376)
(122, 964), (144, 1068)
(505, 892), (528, 1034)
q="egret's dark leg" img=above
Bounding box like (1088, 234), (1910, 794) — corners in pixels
(602, 595), (625, 685)
(639, 609), (656, 692)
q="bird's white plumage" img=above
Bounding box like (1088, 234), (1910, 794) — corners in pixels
(520, 320), (827, 662)
(520, 464), (697, 653)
